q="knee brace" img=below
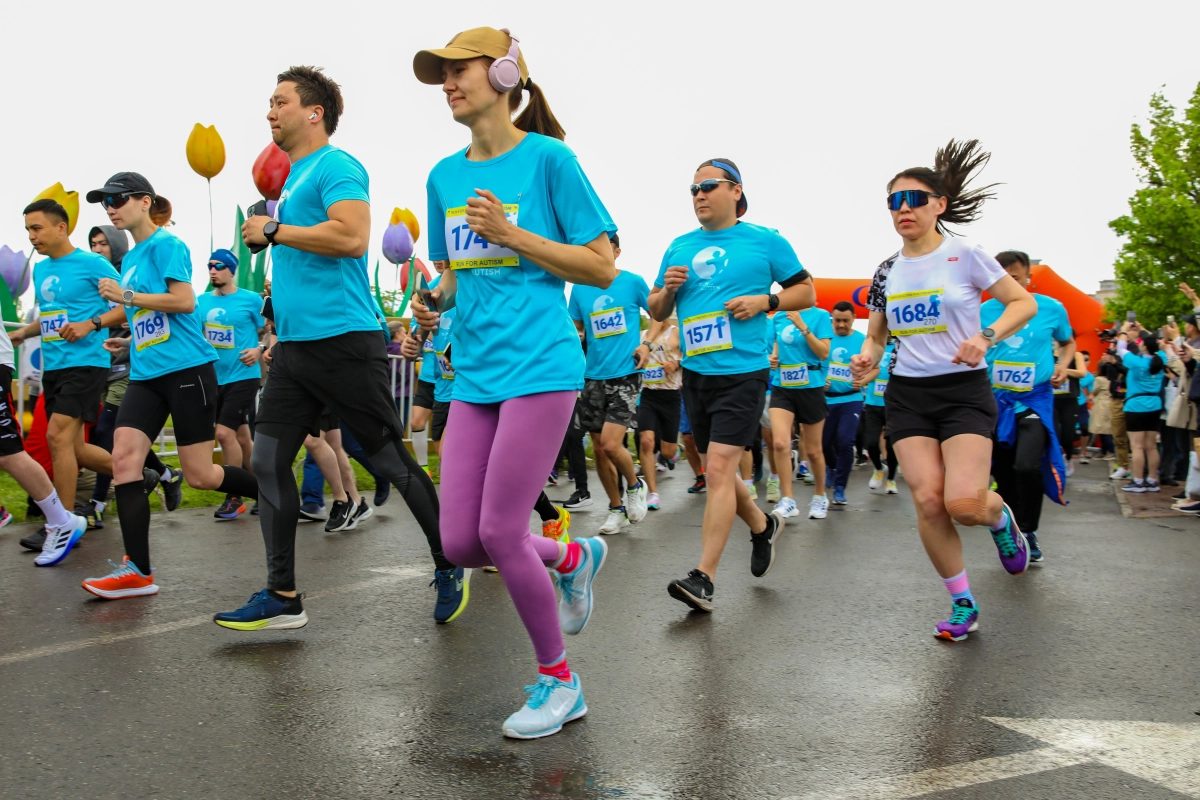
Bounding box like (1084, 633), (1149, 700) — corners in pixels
(945, 490), (989, 527)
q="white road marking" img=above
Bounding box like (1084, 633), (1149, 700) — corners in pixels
(0, 570), (423, 667)
(787, 717), (1200, 799)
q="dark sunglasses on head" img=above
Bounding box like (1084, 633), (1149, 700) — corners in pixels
(101, 192), (148, 210)
(886, 189), (942, 211)
(690, 179), (738, 196)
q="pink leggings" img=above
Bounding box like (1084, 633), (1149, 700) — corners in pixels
(439, 391), (575, 666)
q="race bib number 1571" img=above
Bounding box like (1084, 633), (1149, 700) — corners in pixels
(682, 311), (733, 357)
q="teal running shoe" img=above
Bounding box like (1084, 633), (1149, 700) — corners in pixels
(558, 537), (607, 635)
(502, 673), (587, 739)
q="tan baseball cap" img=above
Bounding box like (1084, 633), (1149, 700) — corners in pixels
(413, 27), (529, 86)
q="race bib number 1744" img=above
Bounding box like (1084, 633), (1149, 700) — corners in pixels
(445, 205), (520, 270)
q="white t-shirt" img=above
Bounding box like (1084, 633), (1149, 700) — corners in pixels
(865, 237), (1006, 379)
(0, 324), (13, 369)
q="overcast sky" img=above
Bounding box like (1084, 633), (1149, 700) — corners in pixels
(4, 0), (1198, 303)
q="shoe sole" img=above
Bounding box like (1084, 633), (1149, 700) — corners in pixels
(934, 620), (979, 642)
(668, 581), (713, 612)
(214, 505), (247, 520)
(298, 513), (326, 522)
(81, 582), (159, 600)
(436, 570), (471, 624)
(35, 525), (86, 567)
(598, 519), (629, 535)
(503, 703), (588, 739)
(215, 610), (310, 631)
(563, 499), (593, 509)
(564, 540), (607, 636)
(324, 517), (352, 532)
(626, 495), (648, 523)
(355, 506), (375, 524)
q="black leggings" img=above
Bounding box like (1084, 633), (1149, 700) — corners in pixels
(91, 402), (168, 506)
(253, 421), (450, 592)
(863, 405), (897, 479)
(1054, 394), (1078, 459)
(992, 413), (1048, 535)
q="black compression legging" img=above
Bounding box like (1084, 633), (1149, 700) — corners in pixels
(252, 421), (451, 592)
(862, 405), (897, 480)
(992, 413), (1048, 535)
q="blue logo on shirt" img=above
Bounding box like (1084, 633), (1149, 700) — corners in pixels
(40, 276), (61, 303)
(592, 294), (614, 312)
(692, 247), (727, 280)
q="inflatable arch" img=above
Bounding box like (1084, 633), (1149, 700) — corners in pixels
(812, 265), (1106, 371)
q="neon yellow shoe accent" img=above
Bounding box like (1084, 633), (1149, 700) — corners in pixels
(214, 618), (272, 631)
(442, 577), (469, 624)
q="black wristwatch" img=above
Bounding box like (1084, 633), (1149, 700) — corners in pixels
(91, 316), (103, 331)
(767, 293), (780, 311)
(263, 220), (280, 246)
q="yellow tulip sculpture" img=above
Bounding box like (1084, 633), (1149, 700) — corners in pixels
(32, 183), (80, 235)
(390, 207), (420, 243)
(186, 123), (226, 251)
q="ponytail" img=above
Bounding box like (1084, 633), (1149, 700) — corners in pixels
(150, 195), (173, 227)
(888, 139), (999, 235)
(510, 79), (565, 141)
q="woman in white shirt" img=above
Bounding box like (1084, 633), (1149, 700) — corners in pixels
(850, 139), (1037, 643)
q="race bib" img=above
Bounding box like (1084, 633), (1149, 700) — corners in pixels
(1053, 383), (1070, 395)
(682, 311), (733, 357)
(887, 288), (947, 336)
(828, 362), (853, 383)
(873, 379), (888, 397)
(39, 309), (68, 342)
(779, 363), (810, 388)
(644, 363), (666, 385)
(992, 360), (1035, 392)
(589, 307), (627, 339)
(445, 204), (520, 270)
(132, 308), (170, 352)
(437, 352), (455, 380)
(204, 322), (235, 349)
(422, 337), (434, 354)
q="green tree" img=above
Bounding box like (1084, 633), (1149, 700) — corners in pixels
(1108, 82), (1200, 324)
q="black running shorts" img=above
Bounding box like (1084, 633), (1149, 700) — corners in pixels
(116, 362), (218, 447)
(769, 386), (827, 425)
(41, 366), (108, 424)
(1123, 410), (1160, 433)
(885, 369), (997, 443)
(413, 378), (436, 410)
(431, 400), (451, 441)
(637, 388), (682, 441)
(215, 378), (260, 430)
(680, 367), (768, 453)
(0, 365), (25, 456)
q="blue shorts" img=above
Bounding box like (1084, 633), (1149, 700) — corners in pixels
(679, 394), (691, 435)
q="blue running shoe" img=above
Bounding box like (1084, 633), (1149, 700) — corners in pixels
(1026, 531), (1044, 563)
(432, 566), (469, 624)
(502, 673), (587, 739)
(213, 589), (308, 630)
(832, 487), (847, 505)
(558, 537), (608, 635)
(34, 514), (88, 567)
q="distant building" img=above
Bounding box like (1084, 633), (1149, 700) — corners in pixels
(1093, 279), (1118, 304)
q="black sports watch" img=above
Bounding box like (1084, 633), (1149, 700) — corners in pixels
(263, 220), (280, 246)
(91, 315), (103, 331)
(767, 293), (780, 311)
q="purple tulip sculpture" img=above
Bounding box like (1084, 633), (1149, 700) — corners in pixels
(0, 245), (30, 297)
(382, 222), (414, 266)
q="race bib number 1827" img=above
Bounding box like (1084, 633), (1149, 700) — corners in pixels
(779, 364), (810, 388)
(445, 205), (520, 270)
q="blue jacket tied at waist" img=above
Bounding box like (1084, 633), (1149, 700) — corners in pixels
(994, 381), (1068, 506)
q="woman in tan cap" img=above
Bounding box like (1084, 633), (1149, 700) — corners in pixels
(411, 26), (618, 740)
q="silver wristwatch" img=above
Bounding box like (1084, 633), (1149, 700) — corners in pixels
(980, 327), (999, 346)
(122, 289), (135, 307)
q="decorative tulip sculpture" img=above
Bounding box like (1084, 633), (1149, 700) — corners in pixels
(32, 183), (79, 235)
(380, 208), (423, 317)
(252, 142), (290, 201)
(0, 245), (30, 297)
(186, 124), (226, 252)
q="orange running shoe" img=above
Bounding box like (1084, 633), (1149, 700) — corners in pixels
(541, 507), (572, 544)
(82, 556), (159, 600)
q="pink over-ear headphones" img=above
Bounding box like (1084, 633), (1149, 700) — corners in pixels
(488, 29), (522, 93)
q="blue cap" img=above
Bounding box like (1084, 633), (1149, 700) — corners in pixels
(208, 248), (238, 274)
(709, 160), (748, 217)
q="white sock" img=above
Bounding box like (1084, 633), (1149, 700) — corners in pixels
(92, 499), (105, 512)
(744, 479), (754, 488)
(160, 468), (172, 482)
(412, 427), (428, 466)
(769, 473), (778, 480)
(35, 490), (74, 529)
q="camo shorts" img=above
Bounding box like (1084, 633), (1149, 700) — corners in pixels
(579, 374), (641, 433)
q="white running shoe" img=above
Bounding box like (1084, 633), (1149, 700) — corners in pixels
(625, 479), (649, 523)
(597, 508), (628, 535)
(885, 480), (898, 494)
(1110, 467), (1129, 480)
(1066, 460), (1075, 478)
(746, 482), (758, 500)
(766, 476), (781, 502)
(868, 469), (885, 490)
(502, 673), (587, 739)
(773, 497), (799, 518)
(647, 491), (661, 510)
(809, 495), (828, 519)
(34, 514), (88, 567)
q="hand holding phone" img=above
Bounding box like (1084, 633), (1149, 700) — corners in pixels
(246, 200), (270, 255)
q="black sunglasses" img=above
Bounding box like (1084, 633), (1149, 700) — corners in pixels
(101, 192), (148, 210)
(690, 179), (738, 196)
(886, 189), (942, 211)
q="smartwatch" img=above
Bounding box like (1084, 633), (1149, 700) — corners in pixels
(263, 220), (280, 246)
(91, 315), (103, 331)
(981, 327), (999, 345)
(767, 293), (780, 311)
(122, 289), (135, 307)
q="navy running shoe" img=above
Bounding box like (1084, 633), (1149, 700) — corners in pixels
(214, 589), (309, 631)
(161, 468), (183, 512)
(432, 566), (469, 624)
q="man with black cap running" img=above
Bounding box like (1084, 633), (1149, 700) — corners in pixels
(196, 248), (267, 520)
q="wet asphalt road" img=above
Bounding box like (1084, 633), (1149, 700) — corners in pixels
(2, 460), (1198, 800)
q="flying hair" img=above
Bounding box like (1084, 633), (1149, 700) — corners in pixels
(888, 139), (999, 235)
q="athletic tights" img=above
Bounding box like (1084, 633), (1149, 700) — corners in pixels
(992, 412), (1047, 534)
(863, 405), (897, 480)
(440, 391), (576, 666)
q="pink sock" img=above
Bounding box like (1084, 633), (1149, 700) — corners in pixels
(553, 542), (582, 574)
(538, 657), (571, 682)
(942, 569), (975, 604)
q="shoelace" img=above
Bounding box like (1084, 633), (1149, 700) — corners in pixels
(947, 604), (976, 625)
(240, 590), (270, 610)
(430, 570), (455, 602)
(101, 558), (137, 580)
(522, 676), (559, 710)
(558, 562), (581, 606)
(991, 525), (1018, 557)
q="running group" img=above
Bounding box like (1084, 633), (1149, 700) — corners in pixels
(6, 27), (1086, 739)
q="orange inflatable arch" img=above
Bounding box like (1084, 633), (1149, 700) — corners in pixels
(812, 265), (1106, 371)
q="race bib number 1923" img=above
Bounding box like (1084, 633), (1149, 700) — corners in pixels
(887, 287), (947, 336)
(992, 361), (1035, 392)
(132, 308), (170, 352)
(445, 205), (520, 270)
(682, 311), (733, 357)
(643, 363), (666, 385)
(590, 307), (626, 339)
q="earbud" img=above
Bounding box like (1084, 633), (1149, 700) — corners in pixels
(309, 112), (318, 120)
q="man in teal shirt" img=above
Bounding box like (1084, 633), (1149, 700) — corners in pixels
(821, 301), (867, 506)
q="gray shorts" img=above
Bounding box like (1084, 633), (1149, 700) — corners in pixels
(579, 374), (641, 432)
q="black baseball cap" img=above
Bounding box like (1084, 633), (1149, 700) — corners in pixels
(86, 172), (156, 204)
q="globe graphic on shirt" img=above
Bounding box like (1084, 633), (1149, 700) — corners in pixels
(691, 247), (727, 280)
(206, 308), (227, 324)
(439, 314), (453, 332)
(780, 325), (797, 344)
(592, 295), (615, 312)
(832, 346), (849, 363)
(40, 276), (61, 303)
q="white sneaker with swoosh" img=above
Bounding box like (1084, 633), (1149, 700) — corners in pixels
(502, 673), (587, 739)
